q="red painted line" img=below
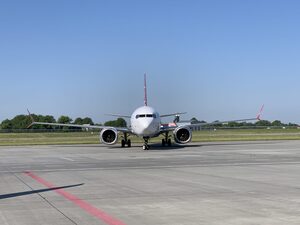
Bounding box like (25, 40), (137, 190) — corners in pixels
(24, 171), (126, 225)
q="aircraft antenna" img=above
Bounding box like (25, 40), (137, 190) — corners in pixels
(144, 73), (148, 106)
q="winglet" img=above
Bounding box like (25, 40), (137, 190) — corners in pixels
(256, 104), (264, 120)
(144, 73), (148, 106)
(27, 109), (35, 128)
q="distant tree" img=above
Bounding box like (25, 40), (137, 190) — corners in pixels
(212, 120), (222, 127)
(74, 117), (93, 125)
(72, 117), (94, 130)
(82, 117), (94, 125)
(44, 115), (56, 123)
(288, 122), (298, 127)
(271, 120), (283, 127)
(1, 119), (13, 129)
(10, 115), (31, 129)
(38, 115), (56, 130)
(104, 118), (126, 127)
(57, 116), (72, 130)
(74, 117), (84, 125)
(228, 122), (240, 127)
(190, 117), (199, 124)
(190, 118), (207, 124)
(58, 116), (72, 124)
(255, 120), (272, 127)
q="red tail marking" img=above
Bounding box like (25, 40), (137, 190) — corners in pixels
(256, 104), (264, 120)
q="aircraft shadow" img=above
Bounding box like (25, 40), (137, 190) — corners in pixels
(146, 143), (195, 150)
(63, 140), (280, 150)
(0, 183), (84, 200)
(134, 141), (279, 151)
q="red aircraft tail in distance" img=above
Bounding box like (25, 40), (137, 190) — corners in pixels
(256, 104), (264, 121)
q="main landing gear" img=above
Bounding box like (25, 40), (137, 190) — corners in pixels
(121, 133), (131, 148)
(162, 132), (172, 147)
(142, 133), (172, 150)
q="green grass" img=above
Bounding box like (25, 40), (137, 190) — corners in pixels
(0, 132), (99, 146)
(190, 129), (300, 142)
(1, 129), (300, 146)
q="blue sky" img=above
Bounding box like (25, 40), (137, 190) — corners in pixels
(1, 0), (300, 124)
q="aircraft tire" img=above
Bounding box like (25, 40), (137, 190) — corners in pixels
(167, 139), (172, 147)
(127, 139), (131, 147)
(121, 139), (126, 147)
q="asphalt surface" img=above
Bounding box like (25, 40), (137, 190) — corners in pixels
(0, 140), (300, 224)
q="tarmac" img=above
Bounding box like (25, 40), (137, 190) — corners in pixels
(0, 140), (300, 224)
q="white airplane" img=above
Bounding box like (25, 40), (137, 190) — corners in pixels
(28, 74), (263, 150)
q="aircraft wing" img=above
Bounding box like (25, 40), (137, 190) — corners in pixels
(188, 117), (258, 128)
(105, 114), (131, 118)
(28, 121), (130, 133)
(159, 117), (259, 134)
(160, 104), (264, 131)
(27, 109), (131, 133)
(190, 104), (264, 127)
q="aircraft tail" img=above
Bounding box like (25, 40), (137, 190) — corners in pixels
(26, 109), (35, 128)
(256, 104), (264, 120)
(144, 73), (148, 106)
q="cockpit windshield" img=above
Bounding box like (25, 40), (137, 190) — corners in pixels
(136, 114), (157, 119)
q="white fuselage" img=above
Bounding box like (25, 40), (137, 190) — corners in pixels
(130, 106), (161, 137)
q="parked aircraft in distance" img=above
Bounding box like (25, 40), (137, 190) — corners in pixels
(28, 74), (263, 150)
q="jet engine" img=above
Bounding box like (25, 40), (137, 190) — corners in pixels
(173, 126), (192, 144)
(100, 128), (118, 145)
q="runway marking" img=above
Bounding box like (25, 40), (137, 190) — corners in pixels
(24, 171), (126, 225)
(60, 157), (75, 162)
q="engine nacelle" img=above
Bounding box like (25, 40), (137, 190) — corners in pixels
(100, 128), (118, 145)
(173, 126), (192, 144)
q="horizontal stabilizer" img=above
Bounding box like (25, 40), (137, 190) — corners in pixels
(105, 114), (131, 118)
(160, 112), (187, 118)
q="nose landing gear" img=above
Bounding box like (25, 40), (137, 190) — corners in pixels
(143, 137), (150, 150)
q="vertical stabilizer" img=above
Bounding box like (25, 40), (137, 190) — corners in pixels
(144, 73), (148, 106)
(256, 104), (264, 120)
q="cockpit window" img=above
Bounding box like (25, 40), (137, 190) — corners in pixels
(136, 114), (156, 119)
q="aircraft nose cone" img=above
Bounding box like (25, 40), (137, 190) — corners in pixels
(140, 120), (154, 135)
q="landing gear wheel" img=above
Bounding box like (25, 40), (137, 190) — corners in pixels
(162, 139), (166, 147)
(121, 139), (126, 147)
(143, 137), (150, 150)
(143, 143), (150, 150)
(167, 139), (172, 147)
(127, 139), (131, 147)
